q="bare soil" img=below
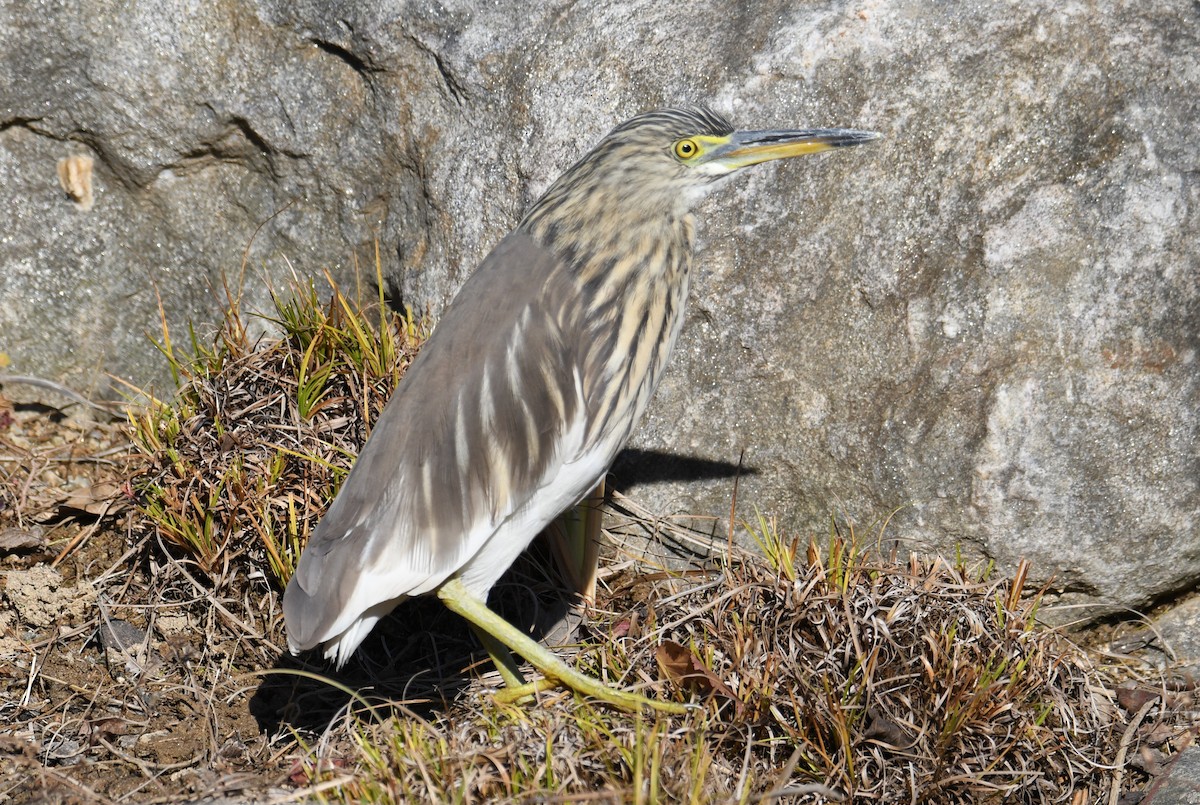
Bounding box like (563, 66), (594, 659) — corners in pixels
(0, 400), (280, 803)
(0, 396), (587, 803)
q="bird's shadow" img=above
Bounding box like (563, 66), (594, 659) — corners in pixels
(251, 448), (752, 734)
(249, 537), (577, 735)
(610, 448), (756, 491)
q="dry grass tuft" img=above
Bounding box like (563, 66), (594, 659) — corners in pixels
(612, 532), (1110, 801)
(127, 269), (428, 592)
(291, 523), (1197, 804)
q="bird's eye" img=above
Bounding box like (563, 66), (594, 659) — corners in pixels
(674, 138), (699, 160)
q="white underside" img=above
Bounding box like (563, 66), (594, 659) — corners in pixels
(311, 376), (617, 666)
(456, 422), (615, 600)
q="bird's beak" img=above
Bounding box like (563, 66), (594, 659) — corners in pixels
(709, 128), (880, 171)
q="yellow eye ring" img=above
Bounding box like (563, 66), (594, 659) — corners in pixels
(674, 138), (700, 160)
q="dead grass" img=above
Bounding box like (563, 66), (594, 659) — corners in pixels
(126, 263), (428, 595)
(289, 523), (1196, 804)
(1, 265), (1197, 803)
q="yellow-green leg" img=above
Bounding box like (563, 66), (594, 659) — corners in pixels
(471, 627), (526, 689)
(549, 479), (605, 604)
(438, 577), (687, 714)
(470, 626), (560, 703)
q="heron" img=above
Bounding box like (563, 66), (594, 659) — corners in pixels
(283, 106), (878, 712)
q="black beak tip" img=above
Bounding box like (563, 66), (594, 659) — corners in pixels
(837, 130), (882, 146)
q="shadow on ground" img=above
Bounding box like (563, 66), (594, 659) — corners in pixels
(252, 447), (746, 736)
(249, 538), (578, 736)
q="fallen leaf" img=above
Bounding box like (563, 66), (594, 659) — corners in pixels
(1116, 684), (1160, 713)
(0, 526), (47, 553)
(656, 640), (741, 713)
(37, 482), (127, 521)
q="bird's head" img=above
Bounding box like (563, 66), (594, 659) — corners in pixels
(522, 106), (879, 239)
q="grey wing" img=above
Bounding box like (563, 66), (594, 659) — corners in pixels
(282, 231), (592, 657)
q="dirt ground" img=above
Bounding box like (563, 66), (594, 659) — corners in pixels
(0, 397), (282, 802)
(0, 395), (588, 803)
(3, 390), (1199, 804)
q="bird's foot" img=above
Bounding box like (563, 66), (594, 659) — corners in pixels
(439, 578), (688, 715)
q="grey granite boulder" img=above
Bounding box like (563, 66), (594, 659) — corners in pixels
(0, 0), (1195, 618)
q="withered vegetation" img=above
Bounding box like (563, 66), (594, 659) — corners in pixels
(306, 525), (1193, 804)
(0, 268), (1196, 804)
(128, 272), (428, 590)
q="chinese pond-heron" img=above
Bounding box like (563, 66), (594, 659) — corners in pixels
(283, 106), (878, 712)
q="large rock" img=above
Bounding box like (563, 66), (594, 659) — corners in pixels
(0, 0), (1195, 617)
(0, 0), (458, 397)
